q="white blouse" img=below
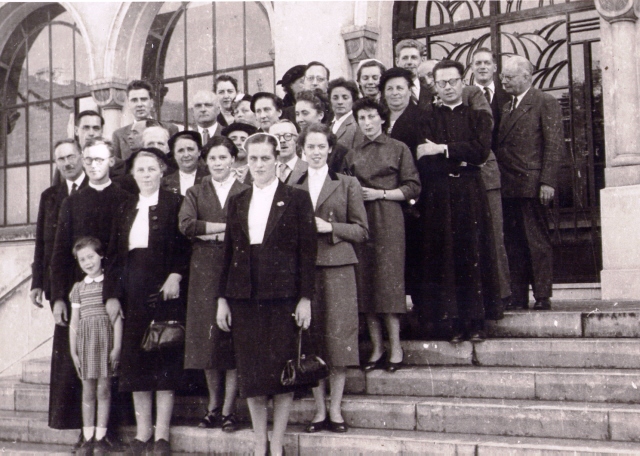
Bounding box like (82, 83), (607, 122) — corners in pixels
(248, 178), (278, 245)
(212, 175), (236, 208)
(308, 165), (328, 210)
(128, 190), (159, 250)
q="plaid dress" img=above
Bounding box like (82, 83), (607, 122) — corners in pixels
(70, 278), (114, 380)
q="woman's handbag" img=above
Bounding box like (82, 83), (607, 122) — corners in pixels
(141, 320), (185, 351)
(281, 328), (329, 387)
(140, 291), (185, 351)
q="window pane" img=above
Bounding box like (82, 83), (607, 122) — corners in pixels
(29, 102), (51, 163)
(164, 11), (185, 79)
(216, 2), (244, 70)
(6, 166), (27, 224)
(75, 28), (91, 92)
(247, 67), (274, 95)
(161, 81), (185, 128)
(246, 2), (272, 65)
(53, 97), (75, 143)
(186, 3), (214, 75)
(29, 163), (50, 223)
(78, 96), (98, 113)
(28, 25), (50, 101)
(186, 76), (215, 127)
(51, 23), (75, 98)
(427, 28), (490, 82)
(7, 107), (26, 165)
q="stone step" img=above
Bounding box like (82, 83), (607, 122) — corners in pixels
(0, 441), (74, 455)
(3, 411), (640, 455)
(21, 358), (49, 385)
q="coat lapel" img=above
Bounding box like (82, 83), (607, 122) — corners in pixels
(315, 172), (340, 211)
(236, 187), (252, 241)
(498, 89), (534, 144)
(262, 182), (291, 244)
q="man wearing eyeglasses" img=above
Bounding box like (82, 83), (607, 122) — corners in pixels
(495, 55), (562, 311)
(415, 60), (502, 342)
(303, 61), (330, 94)
(269, 120), (307, 185)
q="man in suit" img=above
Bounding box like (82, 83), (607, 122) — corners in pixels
(30, 139), (87, 435)
(215, 75), (238, 127)
(162, 130), (208, 195)
(269, 120), (308, 185)
(112, 80), (179, 160)
(471, 47), (512, 305)
(495, 55), (563, 310)
(190, 90), (223, 144)
(395, 40), (433, 109)
(304, 61), (330, 94)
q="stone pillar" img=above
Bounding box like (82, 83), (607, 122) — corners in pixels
(90, 80), (128, 141)
(595, 0), (640, 299)
(341, 25), (380, 78)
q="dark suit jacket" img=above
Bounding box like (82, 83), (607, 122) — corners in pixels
(334, 113), (364, 151)
(294, 170), (368, 267)
(50, 183), (134, 303)
(481, 81), (510, 191)
(161, 167), (209, 195)
(112, 121), (179, 160)
(219, 181), (317, 301)
(283, 157), (308, 186)
(417, 82), (435, 111)
(496, 87), (563, 198)
(104, 189), (190, 301)
(31, 176), (88, 301)
(390, 102), (428, 161)
(191, 124), (223, 144)
(487, 81), (511, 148)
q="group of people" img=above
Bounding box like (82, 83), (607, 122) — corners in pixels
(30, 38), (562, 456)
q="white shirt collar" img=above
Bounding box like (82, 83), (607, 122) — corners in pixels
(199, 123), (218, 135)
(89, 179), (112, 191)
(137, 190), (159, 208)
(253, 176), (279, 194)
(212, 174), (235, 188)
(442, 100), (463, 110)
(475, 80), (495, 94)
(332, 111), (352, 134)
(283, 155), (298, 170)
(66, 172), (86, 194)
(308, 164), (328, 178)
(84, 274), (104, 284)
(514, 87), (531, 108)
(179, 169), (197, 178)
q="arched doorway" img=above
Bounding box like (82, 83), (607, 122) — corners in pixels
(141, 1), (274, 128)
(394, 0), (604, 284)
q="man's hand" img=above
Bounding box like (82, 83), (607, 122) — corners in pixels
(29, 288), (44, 308)
(539, 184), (555, 206)
(53, 300), (68, 326)
(105, 298), (124, 325)
(417, 140), (446, 159)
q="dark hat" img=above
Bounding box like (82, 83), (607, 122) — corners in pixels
(277, 65), (307, 87)
(168, 130), (202, 153)
(221, 122), (258, 138)
(127, 147), (171, 171)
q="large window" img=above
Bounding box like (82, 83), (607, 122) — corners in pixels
(142, 2), (274, 128)
(0, 4), (94, 226)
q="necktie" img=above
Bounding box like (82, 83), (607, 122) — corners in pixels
(71, 183), (78, 195)
(510, 96), (517, 113)
(484, 87), (491, 104)
(411, 81), (419, 104)
(277, 163), (291, 182)
(202, 128), (210, 145)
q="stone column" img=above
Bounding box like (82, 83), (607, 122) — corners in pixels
(341, 25), (380, 78)
(90, 80), (128, 141)
(595, 0), (640, 299)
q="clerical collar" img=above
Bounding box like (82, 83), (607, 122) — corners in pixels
(442, 101), (463, 110)
(89, 179), (112, 191)
(84, 274), (104, 284)
(66, 172), (86, 194)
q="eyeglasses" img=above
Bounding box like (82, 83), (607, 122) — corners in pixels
(83, 157), (107, 166)
(500, 74), (518, 82)
(305, 76), (326, 83)
(273, 133), (298, 141)
(434, 78), (461, 88)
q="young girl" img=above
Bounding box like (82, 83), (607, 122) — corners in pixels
(69, 236), (122, 454)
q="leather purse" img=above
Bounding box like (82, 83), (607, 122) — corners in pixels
(281, 328), (329, 387)
(141, 320), (185, 352)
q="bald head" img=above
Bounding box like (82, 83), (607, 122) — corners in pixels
(417, 60), (438, 89)
(190, 90), (221, 128)
(501, 55), (533, 96)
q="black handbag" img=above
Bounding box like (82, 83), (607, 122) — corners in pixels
(140, 291), (185, 352)
(281, 328), (329, 387)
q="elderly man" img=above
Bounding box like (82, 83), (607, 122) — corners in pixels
(495, 56), (563, 311)
(190, 90), (223, 144)
(251, 92), (283, 132)
(470, 47), (513, 305)
(269, 120), (307, 185)
(112, 80), (178, 160)
(303, 61), (330, 94)
(31, 139), (87, 436)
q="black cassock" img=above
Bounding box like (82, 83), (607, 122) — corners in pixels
(415, 103), (503, 323)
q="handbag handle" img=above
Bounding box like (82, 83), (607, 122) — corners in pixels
(296, 327), (304, 368)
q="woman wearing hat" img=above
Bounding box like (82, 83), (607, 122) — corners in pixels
(161, 130), (209, 196)
(278, 65), (307, 109)
(222, 122), (258, 184)
(104, 147), (190, 455)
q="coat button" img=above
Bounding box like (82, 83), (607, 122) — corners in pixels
(152, 226), (159, 230)
(152, 216), (158, 221)
(150, 206), (157, 211)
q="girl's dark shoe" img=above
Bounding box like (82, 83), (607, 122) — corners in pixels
(124, 437), (153, 456)
(363, 351), (387, 372)
(221, 413), (238, 433)
(198, 406), (222, 428)
(152, 438), (171, 456)
(386, 350), (404, 373)
(305, 417), (329, 433)
(328, 419), (349, 433)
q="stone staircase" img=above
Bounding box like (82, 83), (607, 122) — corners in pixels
(1, 301), (640, 454)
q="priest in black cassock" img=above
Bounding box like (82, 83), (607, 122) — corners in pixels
(414, 60), (503, 344)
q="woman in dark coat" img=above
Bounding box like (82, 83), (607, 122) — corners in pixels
(294, 124), (368, 433)
(344, 98), (421, 373)
(179, 136), (249, 432)
(216, 133), (317, 456)
(104, 148), (189, 455)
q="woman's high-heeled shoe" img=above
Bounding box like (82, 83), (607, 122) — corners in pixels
(363, 351), (387, 372)
(386, 350), (404, 373)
